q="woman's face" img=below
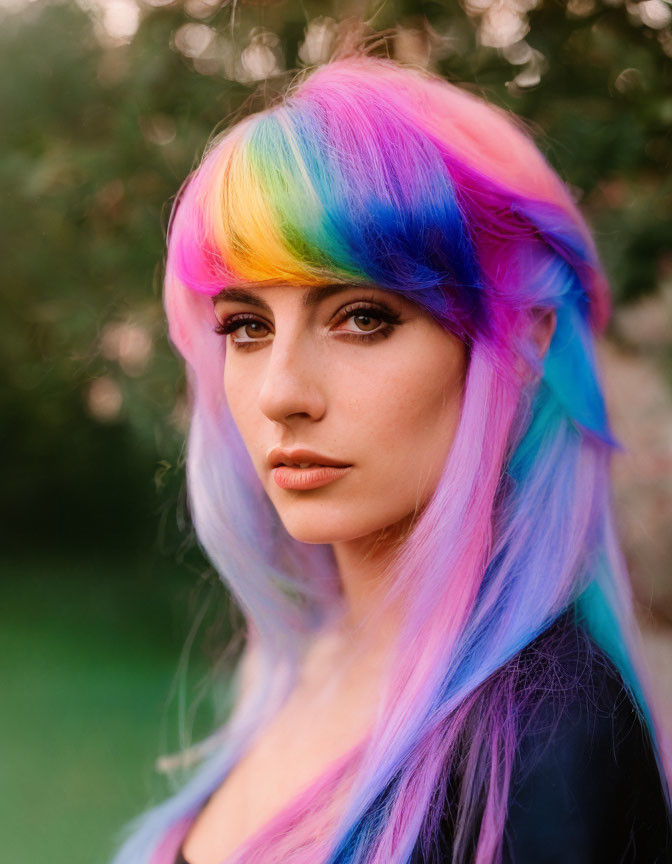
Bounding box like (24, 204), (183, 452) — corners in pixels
(214, 283), (467, 546)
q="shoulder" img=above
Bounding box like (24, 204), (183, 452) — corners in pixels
(502, 611), (672, 863)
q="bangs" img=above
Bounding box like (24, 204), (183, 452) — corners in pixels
(166, 84), (485, 339)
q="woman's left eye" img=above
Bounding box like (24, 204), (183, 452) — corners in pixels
(333, 304), (401, 342)
(338, 309), (386, 334)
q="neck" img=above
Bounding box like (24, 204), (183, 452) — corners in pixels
(329, 513), (415, 646)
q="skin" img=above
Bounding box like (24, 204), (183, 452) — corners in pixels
(180, 287), (556, 864)
(214, 282), (468, 633)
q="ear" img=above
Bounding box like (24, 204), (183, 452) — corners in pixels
(530, 307), (556, 361)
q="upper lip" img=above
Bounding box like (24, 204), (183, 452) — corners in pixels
(267, 448), (352, 469)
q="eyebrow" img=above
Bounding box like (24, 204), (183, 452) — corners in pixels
(211, 283), (375, 314)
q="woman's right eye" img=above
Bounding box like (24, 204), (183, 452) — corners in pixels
(213, 316), (272, 348)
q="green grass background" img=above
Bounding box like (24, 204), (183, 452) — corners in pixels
(1, 554), (228, 864)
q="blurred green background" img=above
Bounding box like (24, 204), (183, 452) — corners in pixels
(2, 0), (671, 861)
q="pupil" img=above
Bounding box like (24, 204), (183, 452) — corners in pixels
(357, 314), (377, 331)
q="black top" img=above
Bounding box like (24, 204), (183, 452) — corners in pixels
(174, 612), (672, 864)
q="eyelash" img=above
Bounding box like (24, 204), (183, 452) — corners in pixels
(212, 302), (402, 351)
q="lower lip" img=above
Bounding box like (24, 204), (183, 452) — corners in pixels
(272, 465), (353, 490)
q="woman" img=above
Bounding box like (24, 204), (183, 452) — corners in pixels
(111, 53), (672, 863)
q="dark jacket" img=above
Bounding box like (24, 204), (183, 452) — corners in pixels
(416, 610), (672, 864)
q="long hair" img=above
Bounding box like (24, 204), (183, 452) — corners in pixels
(111, 54), (672, 864)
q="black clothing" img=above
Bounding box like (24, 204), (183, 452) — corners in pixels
(175, 613), (672, 863)
(418, 611), (672, 863)
(501, 651), (672, 864)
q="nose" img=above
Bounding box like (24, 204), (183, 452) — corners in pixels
(257, 331), (327, 425)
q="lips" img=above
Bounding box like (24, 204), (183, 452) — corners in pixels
(267, 447), (353, 491)
(267, 447), (352, 471)
(279, 462), (324, 468)
(272, 464), (353, 491)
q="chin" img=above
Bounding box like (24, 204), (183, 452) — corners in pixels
(272, 502), (384, 546)
(279, 517), (371, 546)
(273, 495), (411, 548)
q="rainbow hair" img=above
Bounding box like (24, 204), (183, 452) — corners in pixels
(110, 55), (672, 864)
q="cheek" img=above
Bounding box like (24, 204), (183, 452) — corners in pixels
(340, 333), (465, 496)
(223, 361), (256, 444)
